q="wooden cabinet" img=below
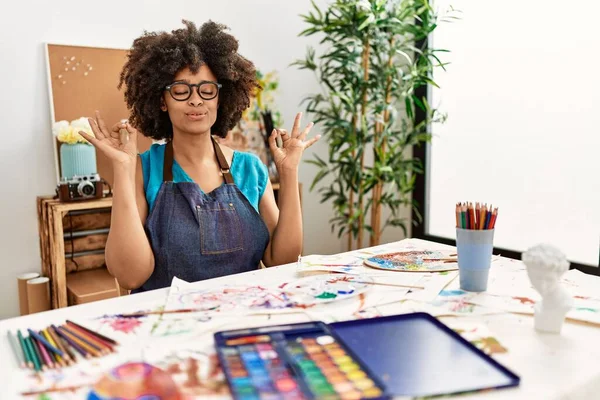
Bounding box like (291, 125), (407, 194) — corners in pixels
(37, 196), (120, 309)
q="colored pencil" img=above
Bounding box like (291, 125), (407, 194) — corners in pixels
(48, 325), (74, 363)
(42, 329), (66, 367)
(41, 330), (60, 367)
(28, 328), (64, 358)
(26, 336), (42, 371)
(17, 330), (33, 369)
(489, 207), (498, 229)
(480, 204), (486, 230)
(21, 333), (35, 370)
(457, 202), (498, 230)
(34, 335), (54, 369)
(27, 336), (42, 372)
(58, 326), (101, 357)
(468, 203), (475, 230)
(7, 331), (25, 368)
(455, 203), (460, 227)
(484, 209), (491, 229)
(65, 323), (114, 352)
(53, 325), (89, 358)
(61, 325), (105, 355)
(66, 320), (118, 346)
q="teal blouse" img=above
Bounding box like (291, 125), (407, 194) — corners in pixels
(140, 143), (269, 213)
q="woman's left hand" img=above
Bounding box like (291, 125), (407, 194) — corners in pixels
(268, 112), (320, 173)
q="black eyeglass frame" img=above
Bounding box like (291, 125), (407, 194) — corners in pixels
(164, 80), (223, 101)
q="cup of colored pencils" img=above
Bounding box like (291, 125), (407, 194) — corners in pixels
(455, 202), (498, 292)
(6, 320), (118, 372)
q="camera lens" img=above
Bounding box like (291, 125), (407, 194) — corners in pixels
(78, 181), (95, 197)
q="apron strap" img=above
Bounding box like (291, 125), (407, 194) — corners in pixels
(162, 137), (234, 184)
(211, 136), (234, 184)
(163, 140), (174, 181)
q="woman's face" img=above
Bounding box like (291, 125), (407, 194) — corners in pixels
(163, 65), (219, 137)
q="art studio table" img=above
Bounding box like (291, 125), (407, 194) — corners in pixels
(1, 239), (599, 399)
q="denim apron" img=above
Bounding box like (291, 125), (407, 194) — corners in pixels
(133, 137), (270, 292)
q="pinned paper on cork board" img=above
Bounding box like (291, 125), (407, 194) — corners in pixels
(45, 43), (152, 184)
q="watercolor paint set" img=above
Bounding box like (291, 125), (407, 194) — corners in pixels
(214, 313), (520, 400)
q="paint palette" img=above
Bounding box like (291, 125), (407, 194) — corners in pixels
(282, 275), (373, 306)
(215, 324), (386, 400)
(216, 314), (521, 399)
(364, 250), (459, 272)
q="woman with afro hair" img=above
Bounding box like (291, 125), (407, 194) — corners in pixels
(80, 20), (319, 292)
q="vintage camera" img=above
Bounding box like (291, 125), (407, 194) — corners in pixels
(57, 174), (103, 202)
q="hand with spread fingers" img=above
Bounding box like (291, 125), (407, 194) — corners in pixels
(268, 112), (320, 173)
(79, 111), (138, 166)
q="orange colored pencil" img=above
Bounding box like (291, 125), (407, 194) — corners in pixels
(66, 320), (118, 346)
(57, 327), (101, 358)
(47, 326), (74, 364)
(61, 325), (106, 355)
(65, 323), (113, 354)
(480, 204), (486, 230)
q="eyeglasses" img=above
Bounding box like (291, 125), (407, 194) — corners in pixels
(164, 81), (222, 101)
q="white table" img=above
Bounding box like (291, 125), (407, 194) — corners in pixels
(1, 239), (599, 399)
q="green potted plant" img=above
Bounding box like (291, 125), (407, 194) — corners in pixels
(295, 0), (451, 250)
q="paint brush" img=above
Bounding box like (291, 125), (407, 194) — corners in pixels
(119, 119), (129, 144)
(349, 280), (424, 290)
(116, 308), (207, 317)
(21, 384), (90, 396)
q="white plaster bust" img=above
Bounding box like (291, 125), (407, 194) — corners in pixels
(522, 244), (573, 333)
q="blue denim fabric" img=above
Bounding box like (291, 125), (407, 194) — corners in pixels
(132, 181), (270, 292)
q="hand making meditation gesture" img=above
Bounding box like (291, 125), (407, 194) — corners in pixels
(78, 20), (319, 292)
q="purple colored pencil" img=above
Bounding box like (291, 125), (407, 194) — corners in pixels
(61, 325), (103, 353)
(52, 325), (88, 358)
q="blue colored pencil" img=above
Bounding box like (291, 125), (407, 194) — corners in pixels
(28, 329), (64, 357)
(484, 210), (491, 229)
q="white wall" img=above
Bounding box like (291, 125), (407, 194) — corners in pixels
(0, 0), (408, 318)
(428, 0), (600, 266)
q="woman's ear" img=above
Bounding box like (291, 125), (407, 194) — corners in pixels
(160, 99), (167, 112)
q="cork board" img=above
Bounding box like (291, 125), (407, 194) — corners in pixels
(45, 43), (152, 185)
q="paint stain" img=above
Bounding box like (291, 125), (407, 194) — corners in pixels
(315, 292), (337, 299)
(106, 317), (143, 334)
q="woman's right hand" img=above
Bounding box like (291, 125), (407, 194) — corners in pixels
(79, 110), (138, 166)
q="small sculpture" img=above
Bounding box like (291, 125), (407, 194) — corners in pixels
(522, 244), (572, 333)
